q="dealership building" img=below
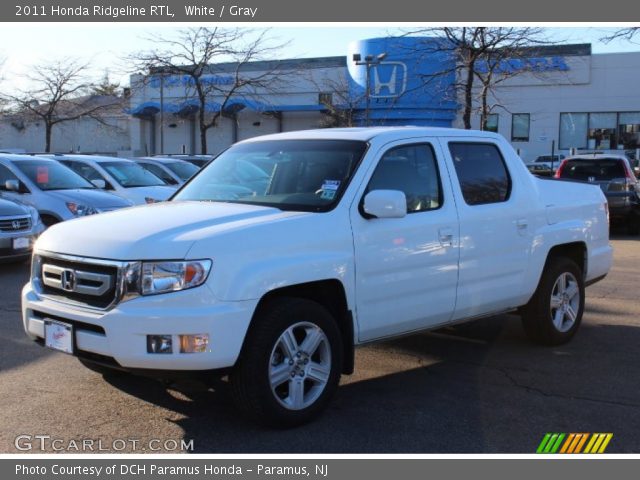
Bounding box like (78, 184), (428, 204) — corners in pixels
(128, 37), (640, 162)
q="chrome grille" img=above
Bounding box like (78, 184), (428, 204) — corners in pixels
(0, 215), (31, 232)
(35, 254), (120, 310)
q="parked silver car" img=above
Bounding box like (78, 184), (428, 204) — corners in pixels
(0, 155), (132, 227)
(48, 155), (177, 205)
(134, 157), (199, 186)
(0, 195), (44, 262)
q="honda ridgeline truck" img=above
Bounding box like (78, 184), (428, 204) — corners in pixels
(22, 127), (613, 426)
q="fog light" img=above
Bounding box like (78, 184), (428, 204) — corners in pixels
(180, 334), (210, 353)
(147, 335), (173, 354)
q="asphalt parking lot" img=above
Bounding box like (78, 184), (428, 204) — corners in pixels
(0, 235), (638, 454)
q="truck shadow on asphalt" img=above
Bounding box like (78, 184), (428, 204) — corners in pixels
(102, 316), (640, 453)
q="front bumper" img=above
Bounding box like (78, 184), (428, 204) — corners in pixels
(0, 223), (45, 261)
(22, 282), (257, 371)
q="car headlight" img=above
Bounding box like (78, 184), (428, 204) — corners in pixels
(27, 206), (41, 225)
(66, 202), (98, 217)
(141, 260), (212, 295)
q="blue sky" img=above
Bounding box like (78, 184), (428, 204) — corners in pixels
(1, 26), (638, 90)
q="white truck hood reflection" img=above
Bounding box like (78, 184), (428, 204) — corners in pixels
(35, 201), (309, 260)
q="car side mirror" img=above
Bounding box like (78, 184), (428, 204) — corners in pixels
(91, 179), (106, 189)
(5, 179), (21, 192)
(363, 190), (407, 219)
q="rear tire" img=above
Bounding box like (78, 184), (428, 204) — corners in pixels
(521, 257), (585, 346)
(230, 297), (343, 428)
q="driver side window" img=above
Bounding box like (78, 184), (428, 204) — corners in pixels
(0, 164), (21, 191)
(366, 143), (442, 213)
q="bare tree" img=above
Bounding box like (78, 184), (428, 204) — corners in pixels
(2, 58), (122, 152)
(129, 28), (290, 154)
(472, 28), (550, 130)
(601, 28), (640, 43)
(308, 73), (362, 128)
(401, 27), (548, 129)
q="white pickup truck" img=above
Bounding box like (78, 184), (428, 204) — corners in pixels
(22, 127), (612, 426)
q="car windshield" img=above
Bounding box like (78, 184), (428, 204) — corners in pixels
(13, 160), (94, 191)
(173, 140), (368, 211)
(102, 162), (166, 188)
(165, 161), (199, 181)
(560, 159), (627, 181)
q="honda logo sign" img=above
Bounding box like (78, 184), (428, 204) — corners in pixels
(371, 62), (408, 99)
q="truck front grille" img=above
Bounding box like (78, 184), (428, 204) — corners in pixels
(36, 254), (120, 310)
(0, 215), (31, 232)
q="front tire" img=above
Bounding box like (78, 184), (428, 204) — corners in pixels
(230, 297), (343, 427)
(521, 257), (585, 345)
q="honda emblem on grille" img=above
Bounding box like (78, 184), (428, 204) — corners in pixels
(588, 176), (596, 183)
(12, 220), (21, 230)
(61, 269), (77, 292)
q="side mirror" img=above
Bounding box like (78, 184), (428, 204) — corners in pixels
(5, 179), (20, 192)
(91, 179), (106, 189)
(363, 190), (407, 219)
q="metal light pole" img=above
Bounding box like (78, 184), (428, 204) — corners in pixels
(352, 52), (387, 127)
(159, 73), (165, 155)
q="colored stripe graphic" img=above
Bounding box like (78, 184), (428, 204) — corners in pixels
(537, 433), (565, 453)
(538, 433), (613, 454)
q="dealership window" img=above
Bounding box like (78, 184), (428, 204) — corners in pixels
(559, 113), (588, 150)
(618, 112), (640, 149)
(588, 113), (617, 150)
(511, 114), (530, 142)
(448, 142), (511, 206)
(481, 113), (499, 133)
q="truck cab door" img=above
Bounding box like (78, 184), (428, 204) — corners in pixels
(440, 138), (532, 319)
(350, 140), (460, 342)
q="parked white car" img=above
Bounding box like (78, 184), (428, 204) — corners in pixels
(23, 127), (612, 426)
(46, 155), (177, 205)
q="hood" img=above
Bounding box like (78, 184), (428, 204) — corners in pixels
(35, 201), (308, 260)
(0, 197), (29, 216)
(120, 186), (177, 205)
(46, 189), (133, 209)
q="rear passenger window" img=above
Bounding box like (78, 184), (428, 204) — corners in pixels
(366, 144), (442, 213)
(448, 143), (511, 205)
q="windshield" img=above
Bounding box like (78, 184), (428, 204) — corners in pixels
(102, 162), (166, 188)
(560, 159), (627, 181)
(174, 140), (368, 211)
(13, 160), (94, 191)
(165, 161), (199, 181)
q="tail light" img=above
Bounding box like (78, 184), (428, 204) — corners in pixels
(554, 159), (569, 178)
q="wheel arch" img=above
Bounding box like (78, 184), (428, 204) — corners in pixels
(243, 279), (355, 375)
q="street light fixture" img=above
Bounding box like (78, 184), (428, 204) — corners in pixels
(353, 52), (387, 127)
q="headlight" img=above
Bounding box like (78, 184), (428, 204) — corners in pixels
(141, 260), (212, 295)
(27, 206), (41, 225)
(66, 202), (98, 217)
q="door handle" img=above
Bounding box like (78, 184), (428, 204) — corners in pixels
(439, 228), (454, 246)
(516, 219), (528, 235)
